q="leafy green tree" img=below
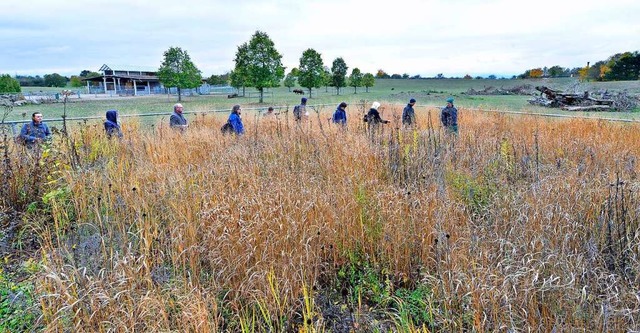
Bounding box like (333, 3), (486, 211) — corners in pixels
(298, 48), (324, 97)
(231, 42), (250, 96)
(16, 75), (44, 86)
(283, 72), (297, 92)
(242, 30), (285, 103)
(207, 73), (230, 85)
(322, 67), (331, 92)
(79, 70), (101, 78)
(44, 73), (67, 87)
(157, 46), (202, 102)
(362, 73), (375, 92)
(331, 57), (348, 95)
(604, 51), (640, 81)
(70, 76), (84, 88)
(0, 74), (21, 93)
(547, 66), (565, 78)
(348, 68), (363, 94)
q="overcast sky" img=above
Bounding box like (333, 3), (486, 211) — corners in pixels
(2, 0), (639, 78)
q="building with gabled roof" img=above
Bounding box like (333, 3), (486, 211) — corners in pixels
(83, 64), (162, 96)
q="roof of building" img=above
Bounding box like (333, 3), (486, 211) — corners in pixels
(99, 64), (159, 73)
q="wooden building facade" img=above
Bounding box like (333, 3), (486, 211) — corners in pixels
(84, 64), (163, 96)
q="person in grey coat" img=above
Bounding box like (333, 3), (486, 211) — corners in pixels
(440, 97), (458, 134)
(402, 98), (416, 126)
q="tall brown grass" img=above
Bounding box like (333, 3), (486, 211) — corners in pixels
(4, 105), (639, 331)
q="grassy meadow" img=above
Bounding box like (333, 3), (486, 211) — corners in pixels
(7, 78), (640, 125)
(1, 95), (640, 331)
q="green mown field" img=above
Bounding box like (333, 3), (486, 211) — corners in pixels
(8, 78), (640, 124)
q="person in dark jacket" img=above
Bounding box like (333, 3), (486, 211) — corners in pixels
(19, 112), (51, 145)
(104, 109), (123, 138)
(228, 104), (244, 135)
(293, 97), (307, 121)
(332, 102), (347, 125)
(402, 98), (416, 126)
(169, 103), (188, 129)
(365, 102), (389, 125)
(440, 97), (458, 134)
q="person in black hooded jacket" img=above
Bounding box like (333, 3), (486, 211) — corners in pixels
(365, 102), (389, 125)
(104, 109), (123, 138)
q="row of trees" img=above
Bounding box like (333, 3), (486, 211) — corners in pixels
(224, 31), (377, 102)
(517, 51), (640, 81)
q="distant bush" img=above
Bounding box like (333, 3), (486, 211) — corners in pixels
(0, 74), (21, 93)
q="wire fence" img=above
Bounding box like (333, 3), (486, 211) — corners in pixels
(2, 102), (638, 137)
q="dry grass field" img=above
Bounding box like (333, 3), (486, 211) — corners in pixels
(1, 103), (639, 332)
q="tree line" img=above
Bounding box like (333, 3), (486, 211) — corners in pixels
(517, 51), (640, 81)
(2, 34), (638, 96)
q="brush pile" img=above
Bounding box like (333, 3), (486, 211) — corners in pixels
(528, 86), (638, 111)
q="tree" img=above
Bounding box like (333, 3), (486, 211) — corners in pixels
(547, 66), (565, 78)
(157, 46), (202, 102)
(331, 57), (348, 95)
(0, 74), (21, 93)
(207, 73), (230, 85)
(463, 74), (473, 79)
(79, 70), (101, 78)
(70, 76), (84, 88)
(283, 72), (297, 91)
(376, 69), (389, 78)
(298, 48), (324, 97)
(322, 67), (332, 92)
(231, 43), (250, 96)
(604, 51), (640, 81)
(44, 73), (67, 87)
(362, 73), (375, 93)
(348, 68), (363, 94)
(529, 68), (543, 78)
(16, 75), (44, 86)
(242, 30), (285, 103)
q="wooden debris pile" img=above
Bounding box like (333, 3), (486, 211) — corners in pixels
(528, 86), (638, 111)
(465, 84), (534, 96)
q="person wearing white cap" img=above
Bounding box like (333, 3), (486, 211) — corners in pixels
(364, 101), (389, 125)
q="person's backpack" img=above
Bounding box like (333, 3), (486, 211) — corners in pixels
(220, 121), (233, 134)
(293, 105), (301, 120)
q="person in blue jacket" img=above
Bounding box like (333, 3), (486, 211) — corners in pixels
(104, 109), (123, 138)
(19, 112), (51, 145)
(332, 102), (347, 125)
(228, 104), (244, 135)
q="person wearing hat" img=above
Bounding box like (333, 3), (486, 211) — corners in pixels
(332, 102), (348, 126)
(402, 98), (416, 126)
(293, 97), (307, 121)
(365, 101), (389, 126)
(440, 97), (458, 134)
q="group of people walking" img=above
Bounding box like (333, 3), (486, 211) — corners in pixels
(327, 96), (458, 134)
(18, 97), (458, 146)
